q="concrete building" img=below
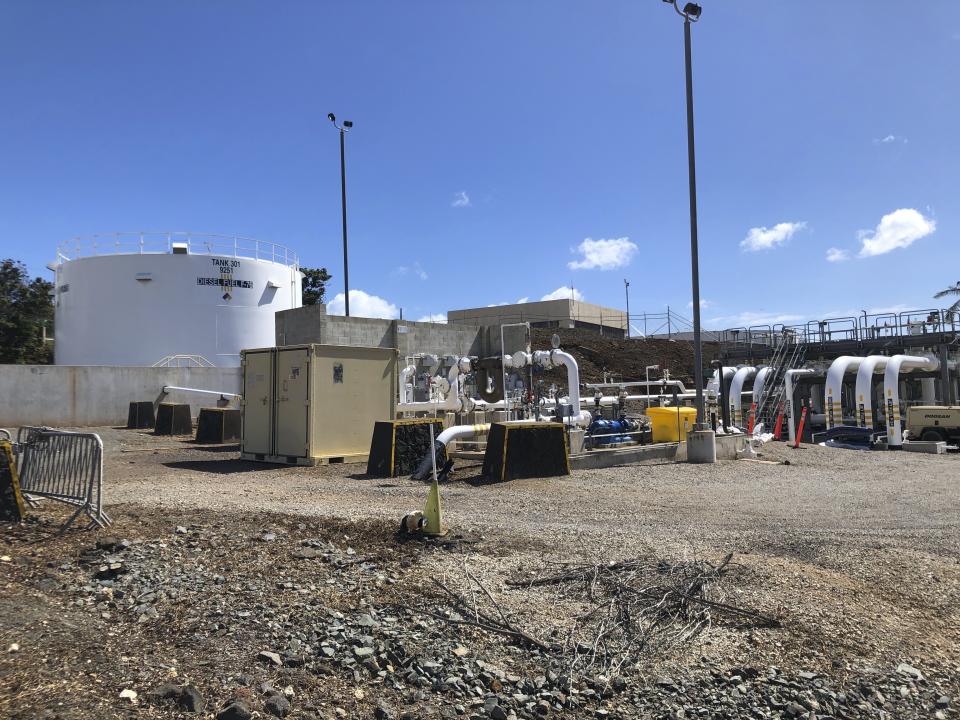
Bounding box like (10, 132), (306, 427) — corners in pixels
(275, 304), (485, 358)
(447, 299), (627, 337)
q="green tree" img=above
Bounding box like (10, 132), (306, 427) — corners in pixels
(301, 267), (332, 306)
(934, 281), (960, 318)
(0, 259), (55, 364)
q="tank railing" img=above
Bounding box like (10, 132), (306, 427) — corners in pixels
(899, 308), (955, 336)
(805, 316), (858, 344)
(719, 309), (960, 349)
(719, 327), (749, 345)
(56, 232), (299, 268)
(859, 312), (900, 339)
(746, 325), (774, 346)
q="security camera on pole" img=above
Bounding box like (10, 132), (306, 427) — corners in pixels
(661, 0), (716, 463)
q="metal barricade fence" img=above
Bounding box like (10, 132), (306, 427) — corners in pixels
(15, 427), (111, 530)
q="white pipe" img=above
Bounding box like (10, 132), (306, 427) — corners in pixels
(437, 423), (490, 446)
(584, 380), (689, 393)
(883, 354), (939, 447)
(545, 350), (591, 426)
(728, 366), (756, 427)
(785, 369), (815, 444)
(529, 350), (590, 425)
(708, 366), (736, 429)
(397, 359), (467, 414)
(921, 378), (937, 404)
(437, 418), (548, 450)
(162, 385), (241, 399)
(854, 356), (889, 428)
(585, 392), (698, 406)
(824, 356), (865, 429)
(752, 366), (773, 406)
(398, 364), (416, 405)
(549, 350), (581, 412)
(567, 410), (593, 427)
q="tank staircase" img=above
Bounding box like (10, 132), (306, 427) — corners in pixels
(753, 331), (807, 432)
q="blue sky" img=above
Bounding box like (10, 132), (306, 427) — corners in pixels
(1, 1), (957, 329)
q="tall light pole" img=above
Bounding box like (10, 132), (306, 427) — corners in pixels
(663, 0), (715, 461)
(328, 113), (353, 316)
(624, 279), (631, 338)
(662, 0), (705, 427)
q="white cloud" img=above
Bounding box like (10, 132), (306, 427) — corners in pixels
(740, 221), (807, 252)
(417, 313), (447, 323)
(395, 262), (428, 280)
(866, 303), (914, 315)
(874, 134), (907, 144)
(487, 297), (529, 307)
(451, 191), (471, 208)
(327, 289), (399, 319)
(858, 208), (935, 257)
(541, 286), (584, 301)
(707, 311), (803, 327)
(687, 299), (714, 309)
(825, 247), (850, 262)
(567, 237), (637, 270)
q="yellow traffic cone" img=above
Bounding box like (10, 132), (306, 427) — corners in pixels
(421, 476), (445, 536)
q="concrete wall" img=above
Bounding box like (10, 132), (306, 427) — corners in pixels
(0, 365), (241, 428)
(275, 305), (485, 358)
(448, 298), (627, 335)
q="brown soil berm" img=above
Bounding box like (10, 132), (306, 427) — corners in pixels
(530, 327), (720, 385)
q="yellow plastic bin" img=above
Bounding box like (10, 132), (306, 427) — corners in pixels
(645, 406), (698, 443)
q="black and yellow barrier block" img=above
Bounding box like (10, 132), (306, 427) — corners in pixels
(482, 421), (570, 482)
(127, 401), (155, 429)
(0, 440), (26, 522)
(367, 418), (445, 478)
(195, 408), (241, 444)
(154, 403), (193, 436)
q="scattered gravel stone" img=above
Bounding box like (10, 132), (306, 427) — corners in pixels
(264, 692), (291, 718)
(146, 684), (206, 712)
(374, 700), (396, 719)
(258, 650), (283, 666)
(217, 701), (253, 720)
(896, 663), (925, 681)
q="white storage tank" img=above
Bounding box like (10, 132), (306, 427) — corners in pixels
(52, 232), (302, 367)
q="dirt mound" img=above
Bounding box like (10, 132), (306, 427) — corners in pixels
(530, 327), (719, 385)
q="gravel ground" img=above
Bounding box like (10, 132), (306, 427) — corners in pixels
(2, 427), (959, 719)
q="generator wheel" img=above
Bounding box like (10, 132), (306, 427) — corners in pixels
(920, 428), (947, 443)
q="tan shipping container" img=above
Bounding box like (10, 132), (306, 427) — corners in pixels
(241, 344), (397, 465)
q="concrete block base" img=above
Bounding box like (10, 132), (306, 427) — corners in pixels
(195, 408), (241, 443)
(686, 430), (717, 464)
(155, 403), (193, 436)
(901, 440), (947, 454)
(127, 401), (155, 429)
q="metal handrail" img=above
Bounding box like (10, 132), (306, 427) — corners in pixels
(719, 307), (959, 347)
(56, 231), (299, 268)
